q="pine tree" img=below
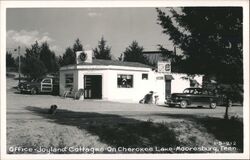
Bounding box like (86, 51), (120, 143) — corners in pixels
(39, 42), (59, 73)
(93, 37), (112, 60)
(60, 38), (84, 66)
(123, 41), (149, 64)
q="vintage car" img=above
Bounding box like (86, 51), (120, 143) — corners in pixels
(165, 88), (218, 109)
(18, 77), (59, 95)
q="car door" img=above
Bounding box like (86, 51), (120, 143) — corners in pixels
(196, 89), (214, 106)
(191, 88), (206, 106)
(186, 88), (200, 106)
(41, 78), (53, 93)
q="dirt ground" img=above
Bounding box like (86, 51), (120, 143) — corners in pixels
(6, 77), (244, 154)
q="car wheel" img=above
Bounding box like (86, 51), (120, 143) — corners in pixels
(210, 102), (216, 109)
(30, 88), (37, 95)
(180, 100), (188, 108)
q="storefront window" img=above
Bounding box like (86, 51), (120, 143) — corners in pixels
(65, 74), (73, 88)
(142, 73), (148, 80)
(117, 74), (133, 88)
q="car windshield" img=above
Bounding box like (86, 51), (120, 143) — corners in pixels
(183, 88), (203, 94)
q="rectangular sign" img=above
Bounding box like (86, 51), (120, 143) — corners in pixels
(157, 61), (171, 74)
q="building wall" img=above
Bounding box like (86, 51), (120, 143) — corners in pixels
(104, 69), (165, 103)
(59, 69), (78, 96)
(59, 66), (202, 104)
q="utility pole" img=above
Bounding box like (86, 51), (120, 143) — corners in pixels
(18, 46), (21, 84)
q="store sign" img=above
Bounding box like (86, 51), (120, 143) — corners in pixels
(156, 76), (164, 80)
(76, 50), (93, 64)
(157, 61), (171, 74)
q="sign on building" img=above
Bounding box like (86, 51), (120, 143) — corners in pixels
(157, 61), (171, 74)
(76, 50), (93, 64)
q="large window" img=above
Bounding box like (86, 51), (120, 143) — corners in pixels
(65, 74), (74, 88)
(117, 74), (133, 88)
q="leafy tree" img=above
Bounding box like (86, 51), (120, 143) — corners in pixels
(156, 7), (243, 88)
(39, 42), (59, 73)
(123, 41), (150, 65)
(25, 41), (40, 58)
(21, 42), (46, 79)
(60, 38), (84, 66)
(93, 37), (112, 60)
(21, 41), (60, 79)
(6, 52), (17, 68)
(21, 55), (47, 79)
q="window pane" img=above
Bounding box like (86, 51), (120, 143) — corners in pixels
(117, 74), (133, 88)
(65, 74), (73, 88)
(142, 73), (148, 80)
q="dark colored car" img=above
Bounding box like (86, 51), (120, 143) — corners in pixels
(165, 88), (218, 109)
(18, 77), (59, 95)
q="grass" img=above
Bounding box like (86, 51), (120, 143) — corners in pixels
(7, 106), (243, 154)
(199, 116), (243, 151)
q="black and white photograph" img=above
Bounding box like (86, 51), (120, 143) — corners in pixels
(0, 0), (249, 159)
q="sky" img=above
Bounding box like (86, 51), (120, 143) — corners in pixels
(7, 8), (173, 59)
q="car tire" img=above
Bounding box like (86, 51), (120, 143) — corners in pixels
(30, 88), (37, 95)
(210, 102), (216, 109)
(180, 100), (188, 108)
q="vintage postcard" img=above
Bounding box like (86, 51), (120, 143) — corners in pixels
(0, 0), (249, 159)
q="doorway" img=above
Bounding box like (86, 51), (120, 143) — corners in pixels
(84, 75), (102, 99)
(165, 80), (171, 98)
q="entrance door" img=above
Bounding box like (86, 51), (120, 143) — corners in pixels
(165, 80), (171, 98)
(84, 75), (102, 99)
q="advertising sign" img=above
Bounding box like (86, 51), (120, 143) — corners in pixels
(157, 61), (171, 74)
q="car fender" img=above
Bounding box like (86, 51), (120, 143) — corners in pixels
(30, 84), (40, 93)
(177, 97), (191, 105)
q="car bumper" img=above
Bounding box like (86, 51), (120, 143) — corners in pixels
(18, 88), (31, 92)
(165, 99), (181, 106)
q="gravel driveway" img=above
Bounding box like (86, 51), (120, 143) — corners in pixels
(7, 77), (243, 123)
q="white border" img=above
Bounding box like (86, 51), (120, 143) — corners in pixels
(1, 0), (249, 159)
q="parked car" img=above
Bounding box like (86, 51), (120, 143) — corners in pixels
(165, 88), (218, 109)
(18, 77), (59, 95)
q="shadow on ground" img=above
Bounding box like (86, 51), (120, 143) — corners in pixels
(153, 113), (243, 152)
(25, 106), (179, 153)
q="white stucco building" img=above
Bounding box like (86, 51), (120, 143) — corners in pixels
(59, 51), (202, 104)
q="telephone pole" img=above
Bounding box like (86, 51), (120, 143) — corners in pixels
(18, 46), (21, 84)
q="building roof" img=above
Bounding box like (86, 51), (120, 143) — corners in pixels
(74, 59), (153, 68)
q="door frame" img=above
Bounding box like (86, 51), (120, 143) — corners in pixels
(83, 74), (103, 99)
(165, 80), (172, 98)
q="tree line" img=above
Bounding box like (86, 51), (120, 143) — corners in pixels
(6, 37), (149, 79)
